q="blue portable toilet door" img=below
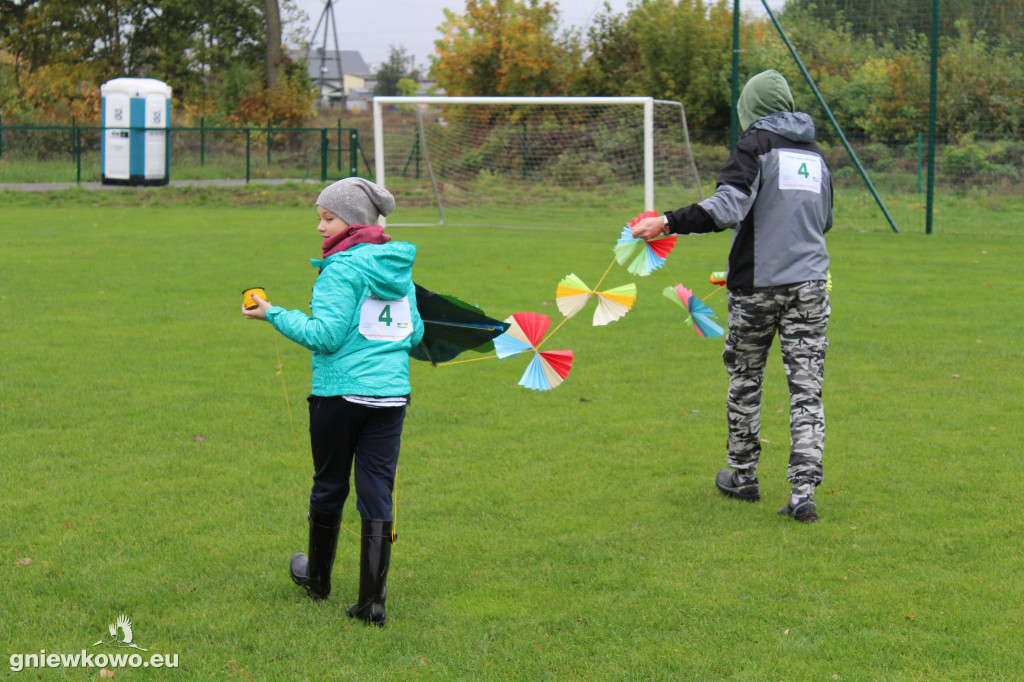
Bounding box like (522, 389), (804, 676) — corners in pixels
(141, 94), (170, 184)
(102, 93), (132, 182)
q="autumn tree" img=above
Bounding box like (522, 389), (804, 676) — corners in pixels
(736, 4), (1024, 143)
(574, 4), (647, 97)
(374, 46), (420, 97)
(786, 0), (1024, 50)
(572, 1), (733, 131)
(0, 0), (314, 124)
(629, 0), (733, 130)
(431, 0), (579, 96)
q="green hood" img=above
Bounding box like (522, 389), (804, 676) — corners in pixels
(737, 70), (795, 131)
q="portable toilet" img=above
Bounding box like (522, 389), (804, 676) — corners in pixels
(101, 78), (172, 185)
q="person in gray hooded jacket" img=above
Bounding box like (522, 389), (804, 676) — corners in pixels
(631, 69), (832, 522)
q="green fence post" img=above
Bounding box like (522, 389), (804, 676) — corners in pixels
(349, 129), (358, 177)
(521, 120), (527, 180)
(267, 118), (272, 170)
(245, 128), (251, 183)
(925, 0), (939, 235)
(337, 119), (342, 172)
(200, 117), (206, 166)
(0, 112), (4, 162)
(74, 117), (83, 185)
(921, 130), (929, 193)
(321, 129), (328, 182)
(401, 137), (419, 178)
(72, 116), (79, 184)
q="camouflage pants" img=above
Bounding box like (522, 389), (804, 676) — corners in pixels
(722, 281), (830, 487)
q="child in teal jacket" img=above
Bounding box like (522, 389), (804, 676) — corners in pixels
(243, 178), (423, 626)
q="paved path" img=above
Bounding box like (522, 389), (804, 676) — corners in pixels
(0, 178), (319, 192)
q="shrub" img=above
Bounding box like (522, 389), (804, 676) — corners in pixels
(942, 136), (992, 176)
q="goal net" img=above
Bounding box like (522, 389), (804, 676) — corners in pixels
(372, 96), (703, 228)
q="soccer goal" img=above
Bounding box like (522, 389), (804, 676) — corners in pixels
(372, 96), (703, 228)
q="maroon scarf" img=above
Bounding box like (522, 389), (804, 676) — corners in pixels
(321, 224), (391, 258)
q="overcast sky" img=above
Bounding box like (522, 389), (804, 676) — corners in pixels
(289, 0), (784, 72)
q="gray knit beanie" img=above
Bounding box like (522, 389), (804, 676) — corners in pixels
(316, 178), (395, 226)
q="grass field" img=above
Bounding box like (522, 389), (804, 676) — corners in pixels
(1, 185), (1022, 679)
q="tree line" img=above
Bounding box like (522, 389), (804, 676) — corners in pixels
(1, 0), (1022, 145)
(432, 0), (1023, 144)
(0, 0), (315, 125)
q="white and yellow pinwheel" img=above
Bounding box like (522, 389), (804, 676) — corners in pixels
(555, 273), (637, 326)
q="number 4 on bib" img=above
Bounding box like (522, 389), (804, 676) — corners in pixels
(360, 296), (413, 340)
(778, 150), (822, 193)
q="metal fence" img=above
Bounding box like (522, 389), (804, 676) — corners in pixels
(0, 116), (365, 185)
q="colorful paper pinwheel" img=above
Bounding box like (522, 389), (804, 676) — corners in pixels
(555, 273), (637, 326)
(614, 210), (677, 276)
(493, 312), (573, 391)
(664, 284), (725, 338)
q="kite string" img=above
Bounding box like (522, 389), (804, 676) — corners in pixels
(539, 254), (620, 349)
(433, 353), (501, 367)
(434, 242), (715, 368)
(662, 262), (682, 287)
(272, 329), (389, 541)
(535, 314), (572, 351)
(437, 234), (725, 383)
(589, 255), (619, 293)
(273, 331), (302, 457)
(543, 242), (668, 348)
(703, 284), (725, 302)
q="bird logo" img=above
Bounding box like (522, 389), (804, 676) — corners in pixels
(92, 614), (148, 651)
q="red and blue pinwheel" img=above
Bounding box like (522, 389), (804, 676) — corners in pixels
(493, 312), (573, 391)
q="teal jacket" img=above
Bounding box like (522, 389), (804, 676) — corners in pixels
(265, 242), (424, 397)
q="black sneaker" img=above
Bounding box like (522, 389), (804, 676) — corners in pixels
(778, 497), (819, 523)
(715, 469), (760, 502)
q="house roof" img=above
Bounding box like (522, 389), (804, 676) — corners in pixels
(292, 49), (371, 80)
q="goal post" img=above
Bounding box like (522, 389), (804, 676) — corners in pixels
(372, 95), (702, 228)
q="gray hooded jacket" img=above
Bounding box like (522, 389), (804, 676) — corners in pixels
(665, 74), (832, 289)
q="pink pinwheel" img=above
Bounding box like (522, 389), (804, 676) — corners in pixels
(664, 284), (725, 338)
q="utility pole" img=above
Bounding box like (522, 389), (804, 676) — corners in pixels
(307, 0), (346, 107)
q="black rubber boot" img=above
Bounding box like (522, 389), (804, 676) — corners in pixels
(346, 519), (393, 626)
(289, 507), (342, 601)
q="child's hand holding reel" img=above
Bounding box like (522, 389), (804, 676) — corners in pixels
(242, 287), (272, 320)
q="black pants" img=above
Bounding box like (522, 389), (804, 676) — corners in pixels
(307, 395), (405, 521)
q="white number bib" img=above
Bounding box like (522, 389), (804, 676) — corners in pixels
(358, 296), (413, 341)
(778, 150), (822, 193)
